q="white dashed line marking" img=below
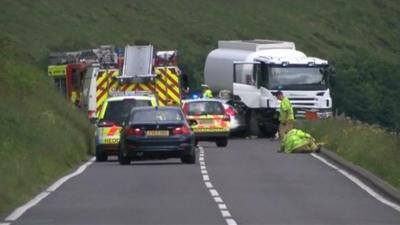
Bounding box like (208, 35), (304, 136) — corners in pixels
(209, 189), (219, 197)
(226, 218), (238, 225)
(311, 153), (400, 212)
(221, 210), (232, 217)
(219, 204), (227, 210)
(198, 146), (237, 225)
(205, 182), (214, 188)
(214, 197), (224, 203)
(203, 175), (210, 181)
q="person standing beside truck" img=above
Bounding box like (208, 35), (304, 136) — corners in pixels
(276, 91), (294, 138)
(202, 84), (213, 99)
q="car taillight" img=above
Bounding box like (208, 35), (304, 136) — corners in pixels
(125, 127), (144, 136)
(172, 125), (192, 135)
(87, 110), (95, 119)
(225, 106), (237, 117)
(98, 120), (116, 127)
(223, 114), (231, 121)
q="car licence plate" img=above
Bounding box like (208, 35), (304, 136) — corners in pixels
(146, 130), (169, 137)
(103, 138), (119, 144)
(199, 119), (214, 125)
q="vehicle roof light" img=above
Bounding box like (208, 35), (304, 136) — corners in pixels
(109, 90), (154, 97)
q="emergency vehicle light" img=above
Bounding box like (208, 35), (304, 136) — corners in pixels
(109, 90), (154, 97)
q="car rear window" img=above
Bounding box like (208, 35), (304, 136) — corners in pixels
(103, 99), (151, 124)
(130, 109), (183, 124)
(186, 101), (224, 115)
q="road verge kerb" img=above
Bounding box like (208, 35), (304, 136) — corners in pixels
(318, 148), (400, 204)
(4, 157), (95, 222)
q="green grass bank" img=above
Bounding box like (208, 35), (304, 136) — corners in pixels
(0, 52), (94, 217)
(298, 119), (400, 189)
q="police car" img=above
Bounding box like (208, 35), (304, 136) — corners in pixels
(182, 99), (230, 147)
(95, 93), (157, 161)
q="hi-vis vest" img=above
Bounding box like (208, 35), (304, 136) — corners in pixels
(95, 66), (182, 117)
(203, 89), (213, 99)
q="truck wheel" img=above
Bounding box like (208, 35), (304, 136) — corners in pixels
(95, 147), (107, 162)
(118, 147), (131, 165)
(264, 120), (279, 137)
(181, 148), (196, 164)
(249, 111), (262, 137)
(216, 138), (228, 147)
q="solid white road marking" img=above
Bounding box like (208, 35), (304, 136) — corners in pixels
(47, 158), (95, 192)
(201, 170), (208, 175)
(5, 157), (95, 221)
(200, 161), (206, 166)
(200, 165), (206, 170)
(203, 175), (210, 181)
(5, 192), (50, 221)
(311, 153), (400, 212)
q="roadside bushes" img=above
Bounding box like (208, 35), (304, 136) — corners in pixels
(332, 54), (400, 132)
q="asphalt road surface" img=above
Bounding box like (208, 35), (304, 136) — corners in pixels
(10, 139), (400, 225)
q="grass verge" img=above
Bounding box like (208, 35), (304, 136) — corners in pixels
(297, 118), (400, 189)
(0, 56), (94, 218)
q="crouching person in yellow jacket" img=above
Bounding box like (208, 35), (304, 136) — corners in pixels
(280, 129), (322, 153)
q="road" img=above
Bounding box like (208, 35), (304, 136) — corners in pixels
(8, 139), (400, 225)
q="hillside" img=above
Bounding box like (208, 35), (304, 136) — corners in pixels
(0, 0), (399, 216)
(1, 0), (400, 127)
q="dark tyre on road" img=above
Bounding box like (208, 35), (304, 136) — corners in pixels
(216, 138), (228, 147)
(181, 149), (196, 164)
(95, 147), (107, 162)
(118, 147), (131, 165)
(249, 110), (262, 137)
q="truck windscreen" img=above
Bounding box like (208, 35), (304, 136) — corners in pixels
(267, 67), (327, 90)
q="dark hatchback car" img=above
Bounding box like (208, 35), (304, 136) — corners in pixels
(118, 106), (196, 165)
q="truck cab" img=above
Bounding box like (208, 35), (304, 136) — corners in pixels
(233, 56), (332, 117)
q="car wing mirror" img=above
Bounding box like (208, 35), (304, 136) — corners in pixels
(90, 118), (98, 124)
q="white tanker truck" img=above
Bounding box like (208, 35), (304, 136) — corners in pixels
(204, 40), (333, 136)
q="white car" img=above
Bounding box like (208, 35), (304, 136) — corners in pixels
(214, 98), (247, 134)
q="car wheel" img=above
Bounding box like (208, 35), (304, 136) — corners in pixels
(181, 148), (196, 164)
(118, 146), (130, 165)
(95, 147), (107, 162)
(216, 138), (228, 147)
